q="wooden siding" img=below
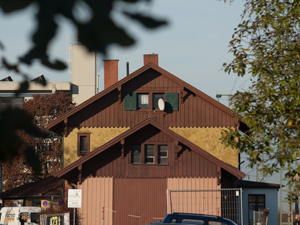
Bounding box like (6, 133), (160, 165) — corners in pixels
(81, 126), (220, 179)
(67, 70), (238, 128)
(167, 178), (220, 215)
(78, 177), (113, 225)
(113, 178), (166, 225)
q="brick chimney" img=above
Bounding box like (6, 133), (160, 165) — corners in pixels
(144, 54), (158, 66)
(103, 59), (118, 89)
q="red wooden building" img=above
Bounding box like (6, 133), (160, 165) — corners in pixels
(48, 54), (246, 225)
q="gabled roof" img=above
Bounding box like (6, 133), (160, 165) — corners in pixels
(54, 118), (245, 179)
(0, 177), (63, 200)
(47, 62), (246, 130)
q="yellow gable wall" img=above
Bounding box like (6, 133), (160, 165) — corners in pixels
(63, 127), (238, 168)
(64, 127), (130, 167)
(169, 127), (238, 168)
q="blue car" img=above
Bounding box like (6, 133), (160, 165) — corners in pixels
(148, 213), (237, 225)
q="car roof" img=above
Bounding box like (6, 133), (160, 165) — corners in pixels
(162, 213), (237, 225)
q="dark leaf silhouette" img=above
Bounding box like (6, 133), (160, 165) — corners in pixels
(0, 41), (4, 50)
(24, 147), (41, 175)
(16, 81), (29, 95)
(2, 58), (19, 73)
(1, 0), (167, 71)
(0, 0), (35, 13)
(123, 12), (167, 28)
(41, 58), (67, 71)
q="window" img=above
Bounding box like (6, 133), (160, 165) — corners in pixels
(77, 133), (90, 155)
(145, 144), (155, 164)
(124, 92), (179, 111)
(153, 93), (164, 109)
(158, 145), (168, 164)
(0, 97), (24, 111)
(131, 144), (168, 165)
(80, 136), (87, 152)
(137, 94), (149, 108)
(181, 219), (204, 224)
(248, 194), (265, 225)
(131, 145), (141, 164)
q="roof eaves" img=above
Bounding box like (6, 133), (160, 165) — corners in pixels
(0, 195), (63, 200)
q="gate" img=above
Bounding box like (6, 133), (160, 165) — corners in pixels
(167, 188), (243, 225)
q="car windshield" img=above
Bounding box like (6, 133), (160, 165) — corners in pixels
(181, 220), (235, 225)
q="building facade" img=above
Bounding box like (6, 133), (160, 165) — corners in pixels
(48, 54), (247, 225)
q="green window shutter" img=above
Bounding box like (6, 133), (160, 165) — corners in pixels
(124, 92), (137, 111)
(165, 92), (179, 111)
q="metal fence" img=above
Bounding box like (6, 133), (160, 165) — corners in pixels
(167, 188), (243, 225)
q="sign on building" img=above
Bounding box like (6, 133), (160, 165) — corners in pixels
(68, 189), (82, 208)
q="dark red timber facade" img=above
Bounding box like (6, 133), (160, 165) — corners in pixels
(48, 54), (246, 225)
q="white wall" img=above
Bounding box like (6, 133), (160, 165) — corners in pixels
(71, 44), (96, 105)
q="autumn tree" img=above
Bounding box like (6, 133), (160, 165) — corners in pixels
(2, 92), (74, 190)
(222, 0), (300, 200)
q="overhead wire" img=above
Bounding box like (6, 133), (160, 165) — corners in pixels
(230, 75), (239, 94)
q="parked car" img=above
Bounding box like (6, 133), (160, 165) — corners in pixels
(146, 213), (237, 225)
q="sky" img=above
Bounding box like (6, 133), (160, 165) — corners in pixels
(0, 1), (283, 185)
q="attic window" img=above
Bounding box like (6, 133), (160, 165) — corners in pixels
(131, 144), (168, 165)
(153, 93), (164, 109)
(138, 94), (149, 108)
(77, 133), (90, 156)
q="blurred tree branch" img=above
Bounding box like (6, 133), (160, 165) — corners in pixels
(0, 0), (167, 176)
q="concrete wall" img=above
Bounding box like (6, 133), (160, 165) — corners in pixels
(0, 82), (71, 95)
(71, 45), (96, 105)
